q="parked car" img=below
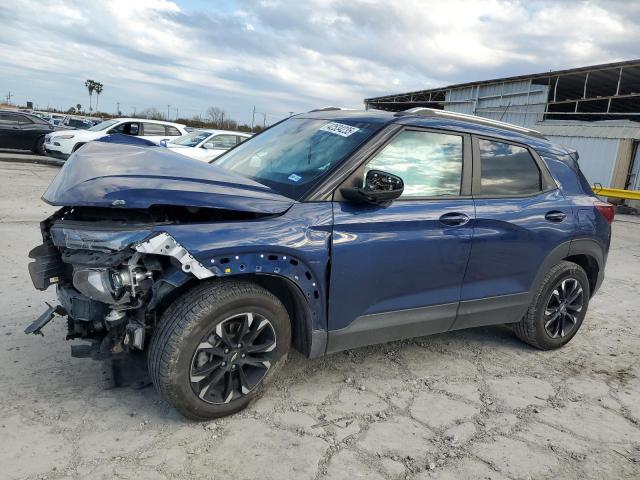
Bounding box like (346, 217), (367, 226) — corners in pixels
(26, 108), (613, 420)
(48, 114), (65, 126)
(165, 129), (252, 162)
(60, 116), (94, 130)
(43, 117), (188, 159)
(0, 109), (60, 154)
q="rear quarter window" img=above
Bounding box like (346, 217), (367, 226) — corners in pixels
(478, 139), (542, 196)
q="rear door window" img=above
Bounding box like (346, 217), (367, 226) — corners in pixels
(478, 139), (541, 196)
(142, 123), (166, 136)
(0, 113), (24, 125)
(165, 126), (181, 136)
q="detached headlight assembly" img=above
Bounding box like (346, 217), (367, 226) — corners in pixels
(72, 268), (125, 304)
(72, 267), (151, 305)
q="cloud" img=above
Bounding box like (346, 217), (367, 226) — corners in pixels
(0, 0), (637, 124)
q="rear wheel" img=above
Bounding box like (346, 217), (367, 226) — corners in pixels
(513, 261), (590, 350)
(148, 279), (291, 420)
(33, 136), (45, 155)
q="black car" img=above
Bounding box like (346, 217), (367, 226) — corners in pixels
(0, 110), (59, 154)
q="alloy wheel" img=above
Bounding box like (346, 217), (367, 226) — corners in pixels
(190, 312), (277, 404)
(543, 277), (584, 339)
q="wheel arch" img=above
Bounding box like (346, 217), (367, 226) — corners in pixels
(564, 238), (606, 296)
(150, 271), (325, 358)
(530, 238), (605, 302)
(248, 273), (318, 358)
(562, 254), (599, 296)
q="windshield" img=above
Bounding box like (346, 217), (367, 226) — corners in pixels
(215, 118), (380, 199)
(170, 130), (212, 147)
(88, 119), (119, 131)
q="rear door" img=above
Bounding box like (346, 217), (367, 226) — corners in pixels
(0, 112), (19, 148)
(327, 127), (475, 352)
(0, 112), (31, 149)
(453, 136), (575, 330)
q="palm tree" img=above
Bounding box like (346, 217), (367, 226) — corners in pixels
(94, 82), (104, 113)
(85, 80), (95, 112)
(76, 103), (82, 113)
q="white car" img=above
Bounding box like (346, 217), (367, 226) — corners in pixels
(43, 118), (188, 159)
(165, 129), (252, 162)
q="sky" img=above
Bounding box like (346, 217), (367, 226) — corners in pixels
(1, 0), (638, 125)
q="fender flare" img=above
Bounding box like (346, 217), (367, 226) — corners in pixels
(528, 238), (605, 302)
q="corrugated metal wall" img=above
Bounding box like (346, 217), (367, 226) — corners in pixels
(544, 135), (621, 186)
(445, 80), (548, 128)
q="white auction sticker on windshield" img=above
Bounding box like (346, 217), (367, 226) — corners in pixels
(319, 122), (360, 137)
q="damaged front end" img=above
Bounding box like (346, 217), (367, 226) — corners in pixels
(26, 207), (220, 384)
(26, 142), (298, 386)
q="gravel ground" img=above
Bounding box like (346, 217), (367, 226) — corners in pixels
(1, 162), (639, 480)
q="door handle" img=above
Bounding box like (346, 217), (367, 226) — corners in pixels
(439, 212), (470, 226)
(545, 211), (566, 222)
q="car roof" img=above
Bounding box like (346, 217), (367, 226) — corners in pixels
(194, 129), (252, 136)
(297, 108), (562, 153)
(112, 117), (186, 128)
(0, 109), (46, 121)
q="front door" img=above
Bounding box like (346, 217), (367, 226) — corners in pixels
(326, 127), (474, 353)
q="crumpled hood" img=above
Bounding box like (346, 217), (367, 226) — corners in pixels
(42, 142), (295, 214)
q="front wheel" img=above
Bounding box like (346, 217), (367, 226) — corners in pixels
(148, 279), (291, 420)
(513, 261), (590, 350)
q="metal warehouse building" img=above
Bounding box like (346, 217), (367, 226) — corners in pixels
(364, 59), (640, 195)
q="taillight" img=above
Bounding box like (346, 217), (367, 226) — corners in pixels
(594, 200), (615, 223)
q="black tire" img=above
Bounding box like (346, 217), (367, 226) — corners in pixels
(72, 142), (85, 153)
(33, 136), (45, 155)
(148, 279), (291, 420)
(514, 261), (590, 350)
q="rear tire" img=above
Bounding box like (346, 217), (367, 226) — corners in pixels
(148, 279), (291, 420)
(34, 136), (45, 155)
(513, 261), (590, 350)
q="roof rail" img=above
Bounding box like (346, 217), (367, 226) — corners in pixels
(308, 106), (353, 112)
(394, 107), (546, 139)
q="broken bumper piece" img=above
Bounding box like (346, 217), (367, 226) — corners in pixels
(24, 302), (66, 335)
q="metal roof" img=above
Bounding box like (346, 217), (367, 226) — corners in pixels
(535, 120), (640, 140)
(365, 59), (640, 101)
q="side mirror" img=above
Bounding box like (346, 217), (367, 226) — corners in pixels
(159, 139), (168, 147)
(341, 169), (404, 205)
(202, 142), (215, 150)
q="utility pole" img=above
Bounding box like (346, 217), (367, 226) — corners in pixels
(5, 91), (13, 105)
(175, 107), (179, 120)
(133, 106), (136, 116)
(251, 105), (256, 130)
(263, 112), (267, 128)
(167, 104), (171, 120)
(116, 102), (120, 115)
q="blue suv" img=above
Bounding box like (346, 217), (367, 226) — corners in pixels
(27, 108), (613, 419)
